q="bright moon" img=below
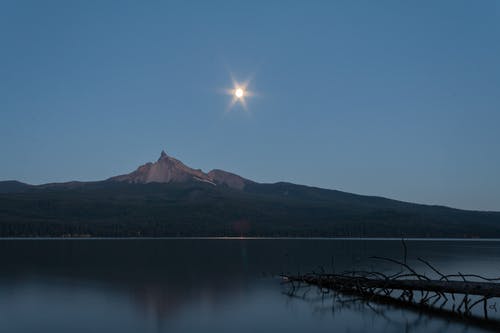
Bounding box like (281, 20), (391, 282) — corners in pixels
(235, 88), (244, 98)
(223, 76), (254, 111)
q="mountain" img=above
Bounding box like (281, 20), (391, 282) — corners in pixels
(0, 181), (31, 193)
(207, 169), (252, 190)
(108, 150), (214, 185)
(0, 150), (499, 238)
(108, 150), (252, 189)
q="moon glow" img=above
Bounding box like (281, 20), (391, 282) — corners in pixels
(223, 75), (255, 112)
(235, 88), (244, 98)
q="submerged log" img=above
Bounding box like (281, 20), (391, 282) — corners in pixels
(283, 274), (500, 332)
(282, 246), (500, 327)
(286, 274), (500, 298)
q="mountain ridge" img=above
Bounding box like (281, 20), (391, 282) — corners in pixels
(107, 150), (253, 190)
(1, 150), (499, 238)
(0, 150), (498, 213)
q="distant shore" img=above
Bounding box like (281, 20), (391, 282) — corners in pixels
(1, 236), (500, 241)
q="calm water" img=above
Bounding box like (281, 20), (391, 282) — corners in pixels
(0, 239), (500, 333)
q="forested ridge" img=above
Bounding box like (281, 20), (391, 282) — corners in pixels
(0, 180), (499, 237)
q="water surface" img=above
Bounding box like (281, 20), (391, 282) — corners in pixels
(0, 239), (499, 333)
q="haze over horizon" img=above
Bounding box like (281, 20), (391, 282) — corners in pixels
(1, 1), (499, 211)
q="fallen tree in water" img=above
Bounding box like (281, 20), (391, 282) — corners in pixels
(282, 242), (500, 330)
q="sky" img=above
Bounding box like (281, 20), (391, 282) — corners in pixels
(0, 0), (499, 211)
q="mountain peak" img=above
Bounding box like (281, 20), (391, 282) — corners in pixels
(208, 169), (253, 190)
(108, 150), (253, 189)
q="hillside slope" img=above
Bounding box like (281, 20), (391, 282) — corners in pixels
(0, 180), (499, 237)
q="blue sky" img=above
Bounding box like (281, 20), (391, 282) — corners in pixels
(1, 1), (499, 210)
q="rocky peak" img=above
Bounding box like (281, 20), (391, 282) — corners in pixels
(208, 169), (253, 190)
(108, 149), (253, 189)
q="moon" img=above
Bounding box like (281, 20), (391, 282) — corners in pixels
(223, 76), (254, 111)
(235, 88), (244, 98)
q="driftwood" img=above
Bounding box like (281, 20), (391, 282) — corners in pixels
(282, 240), (500, 331)
(283, 280), (500, 332)
(285, 274), (500, 298)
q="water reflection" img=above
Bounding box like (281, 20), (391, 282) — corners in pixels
(283, 279), (500, 332)
(0, 239), (499, 332)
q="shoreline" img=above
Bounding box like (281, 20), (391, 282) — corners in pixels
(1, 236), (500, 241)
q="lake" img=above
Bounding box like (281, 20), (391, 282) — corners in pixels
(0, 239), (499, 332)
